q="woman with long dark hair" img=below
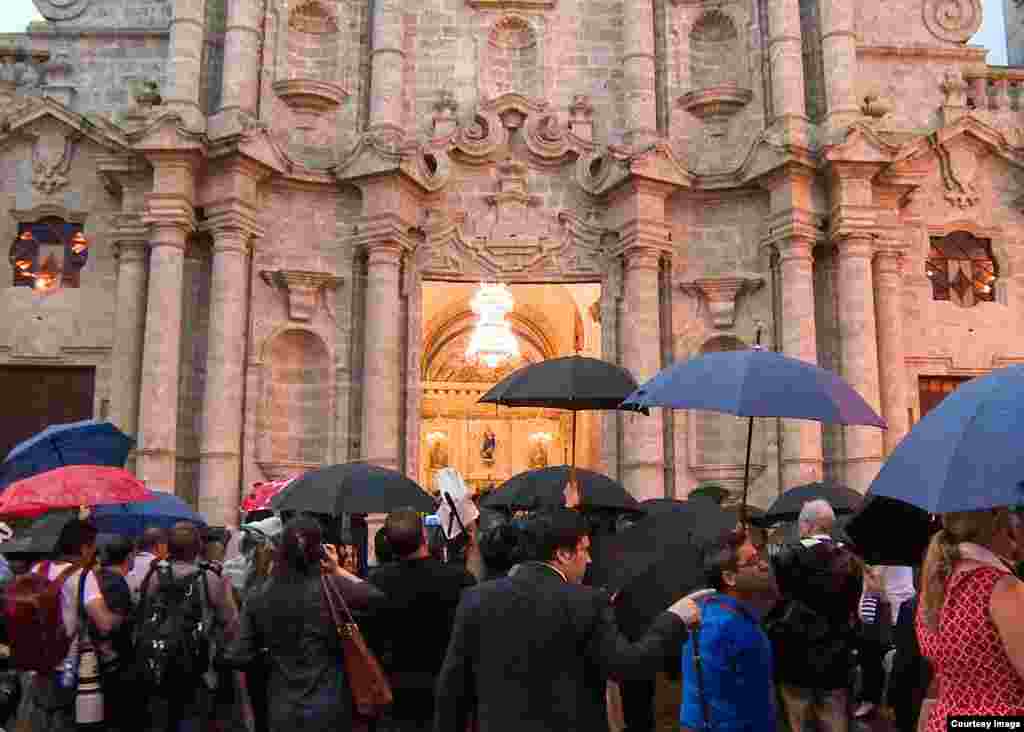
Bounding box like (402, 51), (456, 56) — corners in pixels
(228, 516), (384, 732)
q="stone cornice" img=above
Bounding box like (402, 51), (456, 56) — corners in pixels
(10, 203), (87, 224)
(856, 44), (986, 62)
(201, 204), (265, 242)
(355, 213), (418, 254)
(260, 269), (343, 322)
(680, 276), (764, 329)
(142, 192), (197, 234)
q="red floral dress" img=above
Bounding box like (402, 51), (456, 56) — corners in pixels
(916, 565), (1024, 732)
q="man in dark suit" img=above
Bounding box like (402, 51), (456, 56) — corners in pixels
(433, 508), (692, 732)
(368, 508), (477, 732)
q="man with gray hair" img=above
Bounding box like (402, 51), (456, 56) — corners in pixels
(766, 499), (862, 732)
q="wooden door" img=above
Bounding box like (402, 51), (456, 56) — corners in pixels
(0, 366), (95, 459)
(918, 375), (973, 419)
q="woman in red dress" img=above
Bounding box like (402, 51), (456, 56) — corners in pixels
(915, 508), (1024, 732)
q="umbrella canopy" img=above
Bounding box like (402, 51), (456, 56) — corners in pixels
(765, 515), (854, 547)
(482, 466), (641, 513)
(0, 510), (76, 556)
(588, 495), (736, 590)
(756, 482), (864, 525)
(0, 420), (135, 489)
(868, 365), (1024, 513)
(0, 465), (151, 518)
(269, 462), (435, 516)
(611, 541), (706, 640)
(639, 498), (688, 516)
(479, 355), (646, 412)
(241, 477), (297, 513)
(621, 349), (886, 426)
(92, 489), (206, 536)
(845, 496), (939, 566)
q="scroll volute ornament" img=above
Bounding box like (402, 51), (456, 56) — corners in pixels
(923, 0), (982, 42)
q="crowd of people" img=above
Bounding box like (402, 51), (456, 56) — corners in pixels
(0, 492), (1022, 732)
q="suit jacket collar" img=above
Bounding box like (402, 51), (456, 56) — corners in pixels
(515, 561), (569, 584)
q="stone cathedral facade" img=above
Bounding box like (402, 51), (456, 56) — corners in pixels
(0, 0), (1022, 526)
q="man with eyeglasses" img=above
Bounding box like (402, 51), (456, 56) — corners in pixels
(680, 529), (780, 732)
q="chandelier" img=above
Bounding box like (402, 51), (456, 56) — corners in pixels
(465, 283), (520, 369)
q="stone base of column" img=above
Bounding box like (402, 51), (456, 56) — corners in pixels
(198, 452), (241, 528)
(781, 421), (824, 488)
(842, 447), (882, 495)
(781, 456), (824, 488)
(136, 449), (177, 492)
(621, 460), (665, 502)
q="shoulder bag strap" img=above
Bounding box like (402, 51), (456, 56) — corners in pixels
(319, 574), (347, 633)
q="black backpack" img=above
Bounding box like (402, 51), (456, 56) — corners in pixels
(134, 562), (213, 688)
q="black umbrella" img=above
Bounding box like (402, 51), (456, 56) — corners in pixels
(611, 541), (706, 640)
(481, 466), (641, 514)
(755, 481), (863, 526)
(845, 495), (939, 566)
(269, 462), (435, 516)
(0, 510), (75, 556)
(765, 514), (854, 546)
(639, 498), (688, 515)
(588, 495), (736, 590)
(479, 356), (647, 502)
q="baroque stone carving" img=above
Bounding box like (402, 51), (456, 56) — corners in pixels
(922, 0), (982, 43)
(681, 276), (764, 329)
(32, 128), (77, 196)
(931, 139), (980, 210)
(261, 269), (343, 322)
(467, 0), (555, 9)
(289, 0), (339, 33)
(33, 0), (92, 21)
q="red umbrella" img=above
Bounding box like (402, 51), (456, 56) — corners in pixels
(241, 477), (297, 513)
(0, 465), (152, 518)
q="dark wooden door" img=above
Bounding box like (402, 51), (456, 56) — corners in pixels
(0, 366), (95, 459)
(918, 375), (973, 419)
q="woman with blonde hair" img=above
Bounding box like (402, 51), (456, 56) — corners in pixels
(915, 507), (1024, 732)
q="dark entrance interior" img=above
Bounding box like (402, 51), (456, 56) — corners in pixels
(918, 375), (974, 419)
(0, 366), (96, 459)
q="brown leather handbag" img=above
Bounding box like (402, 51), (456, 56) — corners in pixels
(320, 574), (393, 718)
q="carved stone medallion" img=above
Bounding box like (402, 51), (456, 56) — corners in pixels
(33, 0), (92, 21)
(922, 0), (982, 43)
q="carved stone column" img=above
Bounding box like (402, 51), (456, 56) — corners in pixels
(874, 244), (909, 455)
(219, 0), (262, 116)
(767, 0), (807, 122)
(835, 232), (883, 493)
(622, 0), (658, 146)
(820, 0), (859, 133)
(166, 0), (208, 129)
(368, 0), (404, 139)
(776, 232), (825, 485)
(110, 235), (149, 471)
(197, 211), (255, 527)
(361, 240), (405, 469)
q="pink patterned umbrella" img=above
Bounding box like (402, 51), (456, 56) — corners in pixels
(241, 477), (297, 513)
(0, 465), (152, 518)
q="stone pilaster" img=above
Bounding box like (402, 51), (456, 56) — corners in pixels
(368, 0), (405, 140)
(361, 238), (405, 469)
(136, 156), (198, 493)
(110, 235), (149, 471)
(775, 232), (824, 486)
(819, 0), (859, 133)
(197, 211), (256, 527)
(166, 0), (208, 129)
(874, 244), (909, 455)
(766, 0), (807, 122)
(219, 0), (262, 115)
(834, 232), (883, 493)
(621, 0), (658, 147)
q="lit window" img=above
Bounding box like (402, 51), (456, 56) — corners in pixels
(8, 218), (88, 290)
(925, 232), (996, 307)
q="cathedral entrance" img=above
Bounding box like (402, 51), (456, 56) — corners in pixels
(419, 282), (603, 495)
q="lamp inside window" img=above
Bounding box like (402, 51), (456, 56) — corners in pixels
(926, 232), (997, 308)
(9, 218), (89, 292)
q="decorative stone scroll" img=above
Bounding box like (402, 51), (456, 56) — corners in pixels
(931, 138), (980, 210)
(33, 0), (92, 21)
(680, 276), (763, 329)
(261, 269), (343, 322)
(32, 127), (78, 196)
(922, 0), (982, 43)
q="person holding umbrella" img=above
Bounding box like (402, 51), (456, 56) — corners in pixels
(915, 508), (1024, 732)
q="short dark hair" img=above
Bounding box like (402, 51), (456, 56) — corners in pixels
(168, 522), (201, 562)
(277, 516), (323, 577)
(703, 529), (749, 591)
(100, 535), (135, 567)
(57, 519), (98, 558)
(385, 508), (424, 558)
(530, 509), (589, 562)
(139, 527), (169, 553)
(478, 522), (525, 578)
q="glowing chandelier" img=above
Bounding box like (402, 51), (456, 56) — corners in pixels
(465, 283), (520, 369)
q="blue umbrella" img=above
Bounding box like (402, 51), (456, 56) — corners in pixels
(0, 420), (135, 489)
(622, 342), (886, 521)
(92, 489), (206, 536)
(868, 365), (1024, 513)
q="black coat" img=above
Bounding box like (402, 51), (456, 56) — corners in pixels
(433, 561), (687, 732)
(889, 596), (932, 732)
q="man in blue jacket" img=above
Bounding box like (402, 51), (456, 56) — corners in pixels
(680, 529), (780, 732)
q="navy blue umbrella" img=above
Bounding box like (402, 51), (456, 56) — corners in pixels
(868, 365), (1024, 513)
(92, 489), (206, 536)
(622, 343), (886, 521)
(0, 420), (134, 490)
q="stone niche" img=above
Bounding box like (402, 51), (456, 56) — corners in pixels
(678, 8), (752, 137)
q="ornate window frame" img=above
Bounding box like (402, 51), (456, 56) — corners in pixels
(925, 230), (997, 307)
